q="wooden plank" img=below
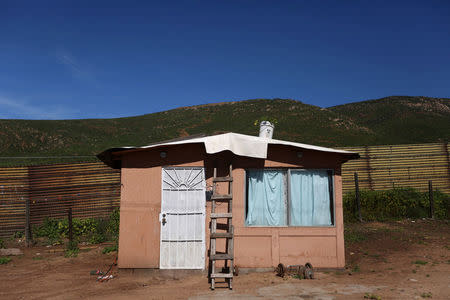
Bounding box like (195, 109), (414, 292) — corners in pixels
(211, 194), (232, 201)
(213, 177), (233, 182)
(210, 213), (232, 218)
(211, 232), (233, 238)
(228, 226), (234, 284)
(210, 254), (233, 260)
(210, 273), (233, 278)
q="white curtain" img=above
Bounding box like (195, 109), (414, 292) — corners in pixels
(245, 170), (286, 226)
(289, 170), (332, 226)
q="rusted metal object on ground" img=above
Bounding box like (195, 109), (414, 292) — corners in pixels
(276, 262), (314, 279)
(304, 262), (314, 279)
(275, 263), (285, 277)
(233, 265), (239, 276)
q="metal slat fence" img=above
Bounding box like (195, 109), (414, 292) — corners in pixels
(0, 162), (120, 238)
(0, 167), (28, 238)
(340, 142), (450, 194)
(1, 142), (449, 238)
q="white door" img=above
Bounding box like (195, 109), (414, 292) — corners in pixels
(160, 167), (206, 269)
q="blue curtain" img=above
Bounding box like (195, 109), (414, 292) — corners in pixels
(245, 170), (286, 226)
(289, 170), (332, 226)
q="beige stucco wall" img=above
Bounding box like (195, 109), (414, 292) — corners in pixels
(117, 143), (346, 269)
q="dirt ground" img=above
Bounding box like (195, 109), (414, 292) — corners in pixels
(0, 219), (449, 300)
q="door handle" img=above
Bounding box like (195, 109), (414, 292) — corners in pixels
(160, 213), (167, 225)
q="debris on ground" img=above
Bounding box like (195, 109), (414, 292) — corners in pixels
(0, 220), (448, 299)
(275, 262), (314, 279)
(97, 275), (114, 282)
(90, 270), (104, 276)
(91, 256), (117, 283)
(0, 248), (23, 256)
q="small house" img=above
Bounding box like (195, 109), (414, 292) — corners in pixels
(98, 127), (359, 271)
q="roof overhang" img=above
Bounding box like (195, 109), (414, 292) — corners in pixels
(97, 132), (360, 169)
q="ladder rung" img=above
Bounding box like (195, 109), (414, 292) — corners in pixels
(210, 233), (233, 238)
(213, 177), (233, 182)
(210, 213), (232, 218)
(210, 273), (233, 278)
(210, 254), (233, 260)
(211, 194), (232, 201)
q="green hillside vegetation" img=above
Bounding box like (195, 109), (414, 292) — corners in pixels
(0, 96), (449, 166)
(329, 96), (450, 145)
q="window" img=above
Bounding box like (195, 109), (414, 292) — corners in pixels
(245, 169), (334, 227)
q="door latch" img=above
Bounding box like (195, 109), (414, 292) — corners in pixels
(159, 213), (167, 225)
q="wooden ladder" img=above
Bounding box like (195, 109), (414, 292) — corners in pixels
(209, 164), (234, 290)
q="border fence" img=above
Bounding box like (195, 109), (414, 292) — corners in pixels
(0, 162), (120, 238)
(340, 142), (450, 195)
(0, 142), (449, 238)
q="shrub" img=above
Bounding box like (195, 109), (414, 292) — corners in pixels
(88, 218), (108, 244)
(67, 240), (78, 251)
(65, 240), (79, 258)
(64, 248), (79, 258)
(32, 208), (120, 245)
(0, 239), (4, 249)
(0, 257), (11, 264)
(88, 233), (105, 244)
(344, 187), (449, 222)
(33, 217), (61, 244)
(13, 231), (24, 239)
(107, 208), (120, 241)
(433, 190), (450, 219)
(102, 244), (118, 254)
(57, 217), (100, 238)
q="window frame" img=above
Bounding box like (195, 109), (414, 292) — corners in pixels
(244, 168), (335, 228)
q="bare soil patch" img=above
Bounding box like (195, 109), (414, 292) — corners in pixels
(0, 219), (449, 299)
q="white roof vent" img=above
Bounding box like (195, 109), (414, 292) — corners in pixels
(259, 121), (274, 139)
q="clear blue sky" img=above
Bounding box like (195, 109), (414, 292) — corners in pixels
(1, 0), (449, 119)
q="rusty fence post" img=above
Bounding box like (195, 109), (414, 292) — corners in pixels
(25, 197), (32, 247)
(354, 172), (362, 222)
(68, 207), (73, 244)
(428, 180), (434, 219)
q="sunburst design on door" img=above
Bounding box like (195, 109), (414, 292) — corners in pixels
(163, 168), (204, 190)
